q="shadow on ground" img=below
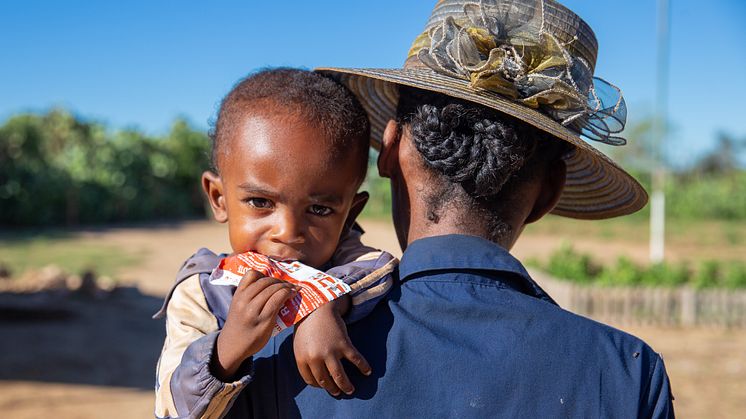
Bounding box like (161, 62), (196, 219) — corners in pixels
(0, 287), (165, 390)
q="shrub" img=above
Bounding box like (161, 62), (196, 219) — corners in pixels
(641, 262), (689, 287)
(546, 243), (601, 284)
(692, 260), (721, 289)
(723, 263), (746, 289)
(0, 110), (210, 226)
(540, 246), (745, 288)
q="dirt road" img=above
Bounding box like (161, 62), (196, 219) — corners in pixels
(1, 220), (743, 418)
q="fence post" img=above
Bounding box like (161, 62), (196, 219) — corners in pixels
(680, 287), (696, 326)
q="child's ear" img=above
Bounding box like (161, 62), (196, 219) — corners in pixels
(344, 191), (369, 232)
(202, 170), (228, 223)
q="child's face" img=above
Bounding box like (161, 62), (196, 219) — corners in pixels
(203, 109), (366, 268)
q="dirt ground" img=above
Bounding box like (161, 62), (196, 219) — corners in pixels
(1, 219), (744, 418)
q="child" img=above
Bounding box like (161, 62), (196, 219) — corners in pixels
(154, 68), (397, 418)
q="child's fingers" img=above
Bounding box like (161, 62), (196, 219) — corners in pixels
(297, 362), (319, 388)
(237, 270), (263, 290)
(256, 284), (297, 319)
(309, 361), (342, 397)
(343, 345), (372, 376)
(326, 358), (355, 395)
(241, 277), (291, 302)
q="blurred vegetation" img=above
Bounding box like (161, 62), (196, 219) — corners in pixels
(531, 243), (746, 289)
(1, 110), (744, 227)
(1, 110), (743, 288)
(607, 119), (746, 220)
(360, 151), (392, 220)
(625, 168), (746, 221)
(0, 109), (210, 226)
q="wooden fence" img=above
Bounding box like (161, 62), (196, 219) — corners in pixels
(529, 269), (746, 328)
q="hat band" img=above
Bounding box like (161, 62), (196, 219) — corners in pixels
(407, 0), (628, 146)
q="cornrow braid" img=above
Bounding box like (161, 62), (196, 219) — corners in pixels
(408, 103), (534, 198)
(397, 86), (572, 242)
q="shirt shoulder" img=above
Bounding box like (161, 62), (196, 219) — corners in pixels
(153, 248), (228, 321)
(515, 290), (672, 409)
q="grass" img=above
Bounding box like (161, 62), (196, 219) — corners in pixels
(0, 232), (143, 279)
(523, 216), (745, 259)
(0, 213), (742, 282)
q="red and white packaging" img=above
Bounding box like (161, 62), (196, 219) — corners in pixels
(209, 251), (351, 335)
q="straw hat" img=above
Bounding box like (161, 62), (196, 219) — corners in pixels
(318, 0), (647, 219)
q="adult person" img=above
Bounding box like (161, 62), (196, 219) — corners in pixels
(166, 0), (674, 417)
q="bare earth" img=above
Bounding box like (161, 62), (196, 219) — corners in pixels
(1, 219), (744, 418)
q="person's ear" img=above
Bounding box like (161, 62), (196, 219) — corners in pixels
(378, 120), (401, 178)
(202, 170), (228, 223)
(343, 191), (369, 232)
(525, 159), (566, 224)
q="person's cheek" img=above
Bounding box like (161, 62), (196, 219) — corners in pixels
(306, 221), (338, 265)
(233, 209), (268, 253)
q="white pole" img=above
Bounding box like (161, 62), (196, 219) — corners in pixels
(650, 0), (671, 263)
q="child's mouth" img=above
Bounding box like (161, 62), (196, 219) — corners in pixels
(269, 256), (298, 262)
(266, 250), (305, 263)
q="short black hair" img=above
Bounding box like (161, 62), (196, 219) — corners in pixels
(210, 68), (370, 183)
(396, 86), (572, 241)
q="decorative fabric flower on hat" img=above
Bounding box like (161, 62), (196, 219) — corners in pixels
(408, 0), (627, 145)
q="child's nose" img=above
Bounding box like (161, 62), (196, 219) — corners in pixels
(270, 210), (305, 245)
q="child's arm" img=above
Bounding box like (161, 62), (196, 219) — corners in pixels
(293, 229), (398, 396)
(155, 264), (295, 419)
(212, 271), (298, 379)
(293, 296), (371, 396)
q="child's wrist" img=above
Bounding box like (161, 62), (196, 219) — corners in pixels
(212, 330), (250, 381)
(331, 294), (351, 316)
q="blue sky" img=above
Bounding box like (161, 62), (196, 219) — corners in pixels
(1, 0), (744, 167)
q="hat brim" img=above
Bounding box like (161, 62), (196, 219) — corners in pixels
(317, 67), (648, 220)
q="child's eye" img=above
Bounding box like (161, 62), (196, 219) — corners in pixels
(245, 198), (273, 209)
(308, 205), (333, 217)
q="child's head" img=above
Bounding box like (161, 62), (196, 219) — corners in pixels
(202, 68), (370, 268)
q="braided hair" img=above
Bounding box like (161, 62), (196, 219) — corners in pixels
(397, 86), (571, 240)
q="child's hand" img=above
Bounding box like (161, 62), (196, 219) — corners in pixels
(293, 297), (372, 396)
(212, 270), (298, 381)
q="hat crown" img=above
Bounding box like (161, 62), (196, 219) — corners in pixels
(424, 0), (598, 74)
(315, 0), (647, 219)
(405, 0), (626, 147)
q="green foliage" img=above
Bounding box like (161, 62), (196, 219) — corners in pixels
(722, 263), (746, 289)
(692, 260), (721, 289)
(666, 172), (746, 220)
(2, 109), (744, 226)
(642, 262), (689, 287)
(541, 246), (746, 288)
(360, 174), (392, 219)
(547, 243), (601, 284)
(0, 110), (210, 226)
(598, 257), (642, 286)
(359, 150), (392, 219)
(359, 162), (746, 223)
(608, 118), (746, 221)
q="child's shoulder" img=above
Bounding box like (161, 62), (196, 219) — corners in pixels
(153, 248), (224, 320)
(176, 248), (222, 280)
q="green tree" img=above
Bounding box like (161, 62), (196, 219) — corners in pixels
(0, 110), (211, 226)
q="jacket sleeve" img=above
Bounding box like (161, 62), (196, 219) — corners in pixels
(638, 353), (675, 419)
(154, 274), (252, 419)
(327, 227), (399, 324)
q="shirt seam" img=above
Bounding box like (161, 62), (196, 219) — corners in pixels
(403, 278), (513, 290)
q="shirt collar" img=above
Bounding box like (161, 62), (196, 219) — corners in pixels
(399, 234), (557, 305)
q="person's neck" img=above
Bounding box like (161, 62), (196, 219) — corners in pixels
(405, 199), (516, 250)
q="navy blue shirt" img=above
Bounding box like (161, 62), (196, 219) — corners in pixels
(241, 234), (674, 418)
